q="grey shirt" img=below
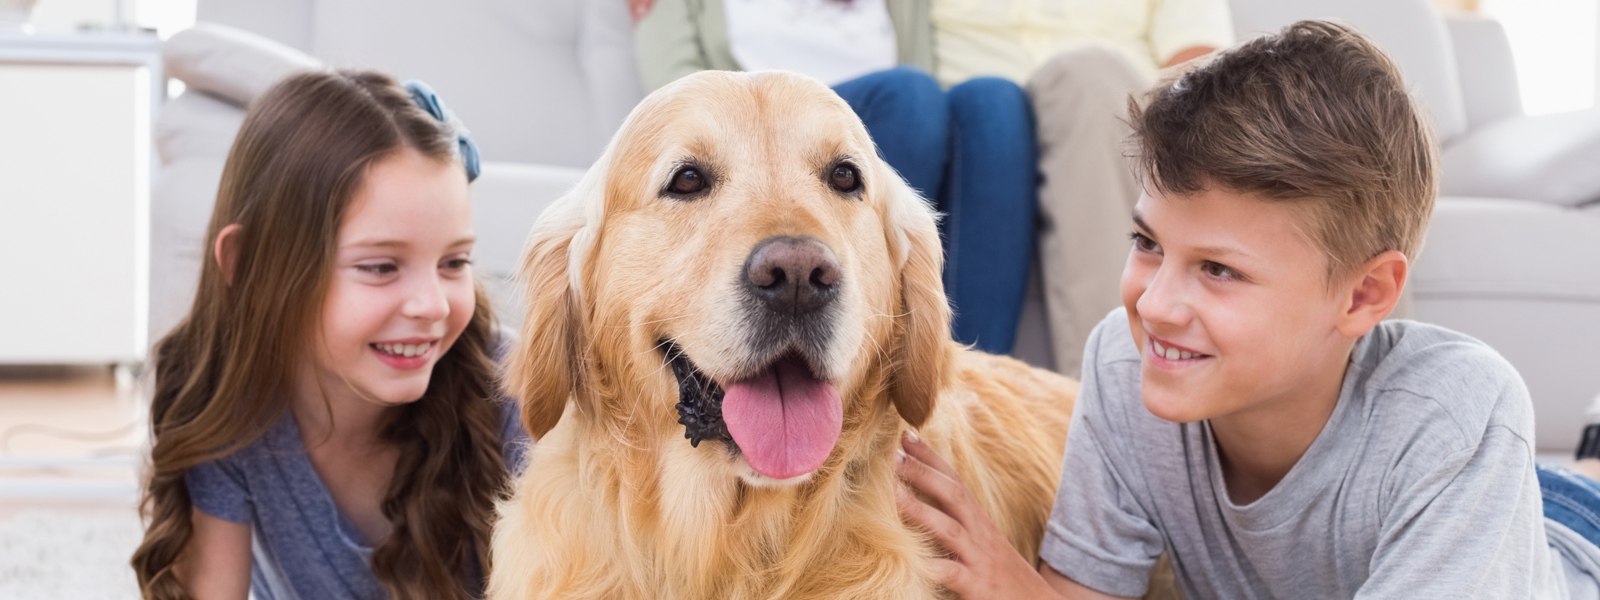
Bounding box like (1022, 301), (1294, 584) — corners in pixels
(1042, 308), (1591, 599)
(186, 401), (530, 600)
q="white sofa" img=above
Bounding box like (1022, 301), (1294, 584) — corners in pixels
(152, 0), (1600, 453)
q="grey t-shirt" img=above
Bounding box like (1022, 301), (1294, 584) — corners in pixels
(186, 400), (531, 600)
(1041, 308), (1596, 599)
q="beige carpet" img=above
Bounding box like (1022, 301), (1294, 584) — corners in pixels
(0, 507), (143, 599)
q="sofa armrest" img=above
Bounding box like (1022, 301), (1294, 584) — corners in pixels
(1440, 109), (1600, 207)
(1443, 15), (1523, 131)
(471, 161), (588, 279)
(164, 23), (322, 106)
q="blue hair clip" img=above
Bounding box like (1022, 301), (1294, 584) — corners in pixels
(403, 80), (482, 183)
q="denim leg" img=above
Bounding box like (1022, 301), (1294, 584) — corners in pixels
(941, 77), (1038, 354)
(832, 66), (950, 201)
(1539, 464), (1600, 547)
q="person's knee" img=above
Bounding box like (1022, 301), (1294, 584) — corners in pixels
(850, 66), (944, 114)
(947, 77), (1029, 121)
(875, 65), (942, 95)
(1028, 46), (1146, 104)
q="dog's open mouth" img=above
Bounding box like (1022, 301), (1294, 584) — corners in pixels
(663, 340), (843, 480)
(665, 341), (731, 448)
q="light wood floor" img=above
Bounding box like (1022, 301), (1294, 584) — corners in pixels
(0, 365), (144, 515)
(0, 368), (147, 597)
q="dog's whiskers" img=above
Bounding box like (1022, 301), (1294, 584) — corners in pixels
(860, 325), (886, 359)
(870, 309), (912, 320)
(646, 338), (679, 380)
(612, 314), (691, 330)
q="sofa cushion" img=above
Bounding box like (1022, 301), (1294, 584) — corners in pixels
(149, 157), (227, 342)
(155, 90), (245, 165)
(190, 0), (643, 167)
(1443, 15), (1522, 131)
(164, 23), (322, 106)
(1413, 197), (1600, 302)
(310, 0), (639, 168)
(1441, 110), (1600, 207)
(1412, 197), (1600, 452)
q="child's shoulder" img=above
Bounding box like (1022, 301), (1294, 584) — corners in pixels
(1360, 319), (1524, 401)
(195, 412), (297, 471)
(1354, 319), (1533, 448)
(1078, 309), (1158, 424)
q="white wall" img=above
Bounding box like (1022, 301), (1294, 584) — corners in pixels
(30, 0), (193, 37)
(29, 0), (118, 33)
(1480, 0), (1599, 114)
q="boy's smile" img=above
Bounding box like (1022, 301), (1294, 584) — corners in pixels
(1120, 185), (1354, 430)
(1147, 334), (1212, 367)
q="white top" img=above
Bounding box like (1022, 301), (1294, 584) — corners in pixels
(931, 0), (1233, 85)
(723, 0), (898, 87)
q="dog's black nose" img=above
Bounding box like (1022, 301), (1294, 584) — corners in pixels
(744, 236), (840, 316)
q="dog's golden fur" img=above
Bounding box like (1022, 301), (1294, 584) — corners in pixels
(488, 71), (1078, 600)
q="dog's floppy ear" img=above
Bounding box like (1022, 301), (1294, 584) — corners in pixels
(882, 173), (953, 428)
(504, 160), (608, 439)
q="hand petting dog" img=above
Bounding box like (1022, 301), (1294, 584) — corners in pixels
(896, 431), (1066, 599)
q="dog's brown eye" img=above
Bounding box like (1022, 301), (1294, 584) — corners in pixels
(829, 164), (860, 193)
(668, 167), (707, 196)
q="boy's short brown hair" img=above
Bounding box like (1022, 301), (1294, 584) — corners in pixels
(1130, 20), (1438, 280)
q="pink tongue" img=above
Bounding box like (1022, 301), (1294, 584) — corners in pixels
(721, 355), (842, 480)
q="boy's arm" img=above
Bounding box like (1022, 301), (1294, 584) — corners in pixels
(896, 434), (1134, 600)
(1043, 564), (1136, 600)
(1357, 422), (1553, 598)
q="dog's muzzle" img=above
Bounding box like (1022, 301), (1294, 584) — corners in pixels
(664, 236), (845, 455)
(739, 235), (842, 363)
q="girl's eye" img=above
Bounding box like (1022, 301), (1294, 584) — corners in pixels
(356, 262), (398, 275)
(1202, 261), (1241, 281)
(666, 166), (708, 196)
(442, 258), (472, 271)
(1130, 232), (1160, 254)
(828, 163), (861, 193)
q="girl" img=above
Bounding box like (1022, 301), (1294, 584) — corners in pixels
(131, 70), (526, 600)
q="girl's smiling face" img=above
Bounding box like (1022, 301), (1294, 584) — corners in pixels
(311, 147), (475, 408)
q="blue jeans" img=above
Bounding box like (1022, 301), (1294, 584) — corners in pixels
(832, 66), (1038, 354)
(1540, 464), (1600, 546)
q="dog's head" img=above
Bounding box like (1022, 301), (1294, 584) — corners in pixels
(506, 71), (951, 485)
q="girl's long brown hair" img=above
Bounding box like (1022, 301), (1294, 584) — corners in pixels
(132, 70), (508, 600)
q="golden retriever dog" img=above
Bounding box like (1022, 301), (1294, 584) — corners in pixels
(488, 70), (1078, 600)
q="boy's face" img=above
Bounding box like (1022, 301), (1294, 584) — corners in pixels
(1120, 187), (1351, 424)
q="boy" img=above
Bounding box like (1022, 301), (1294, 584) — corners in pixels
(895, 20), (1600, 599)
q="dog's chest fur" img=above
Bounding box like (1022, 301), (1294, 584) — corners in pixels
(487, 350), (1075, 600)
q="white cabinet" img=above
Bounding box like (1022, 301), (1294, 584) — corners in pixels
(0, 33), (159, 365)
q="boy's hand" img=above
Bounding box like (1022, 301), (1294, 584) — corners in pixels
(896, 431), (1065, 600)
